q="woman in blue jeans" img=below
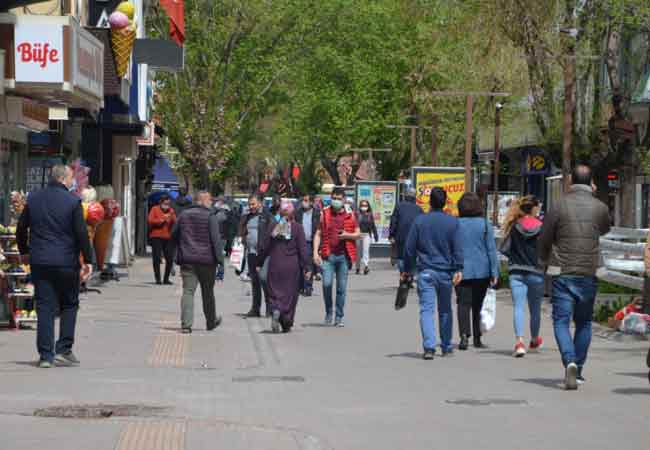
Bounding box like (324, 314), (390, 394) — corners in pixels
(500, 196), (544, 357)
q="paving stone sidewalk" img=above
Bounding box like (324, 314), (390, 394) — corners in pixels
(0, 258), (648, 450)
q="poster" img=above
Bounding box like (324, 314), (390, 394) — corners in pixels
(355, 181), (398, 245)
(412, 167), (465, 215)
(486, 192), (519, 226)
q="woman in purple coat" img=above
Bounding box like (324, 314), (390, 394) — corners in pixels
(258, 201), (310, 333)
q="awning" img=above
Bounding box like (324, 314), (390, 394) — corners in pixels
(152, 157), (179, 188)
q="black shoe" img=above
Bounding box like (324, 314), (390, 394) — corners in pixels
(163, 280), (173, 285)
(459, 336), (469, 351)
(364, 267), (370, 275)
(181, 328), (192, 334)
(265, 310), (272, 318)
(474, 338), (486, 349)
(442, 349), (454, 357)
(355, 268), (361, 275)
(245, 310), (261, 318)
(423, 349), (435, 360)
(207, 316), (223, 331)
(155, 280), (162, 285)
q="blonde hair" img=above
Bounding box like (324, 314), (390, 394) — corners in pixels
(501, 195), (540, 237)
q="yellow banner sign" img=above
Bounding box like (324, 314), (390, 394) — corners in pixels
(414, 169), (466, 215)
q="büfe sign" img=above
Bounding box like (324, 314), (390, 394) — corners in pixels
(412, 167), (466, 215)
(15, 23), (63, 83)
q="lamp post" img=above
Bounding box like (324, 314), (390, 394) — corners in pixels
(492, 103), (503, 225)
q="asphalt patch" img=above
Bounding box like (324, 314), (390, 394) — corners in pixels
(445, 398), (528, 406)
(33, 404), (170, 419)
(232, 375), (305, 383)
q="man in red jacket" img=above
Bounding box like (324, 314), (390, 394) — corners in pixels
(313, 188), (360, 327)
(148, 194), (176, 285)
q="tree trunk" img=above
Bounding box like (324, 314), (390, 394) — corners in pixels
(619, 141), (638, 227)
(561, 0), (577, 192)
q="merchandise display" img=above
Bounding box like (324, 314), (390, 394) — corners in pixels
(0, 232), (36, 329)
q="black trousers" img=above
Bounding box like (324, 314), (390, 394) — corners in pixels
(455, 278), (490, 338)
(247, 253), (269, 314)
(151, 238), (174, 282)
(32, 265), (80, 362)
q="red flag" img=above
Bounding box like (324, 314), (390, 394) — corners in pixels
(159, 0), (185, 46)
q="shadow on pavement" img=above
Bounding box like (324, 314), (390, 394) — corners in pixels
(301, 323), (331, 328)
(161, 327), (183, 333)
(386, 352), (423, 360)
(611, 387), (650, 395)
(478, 350), (515, 357)
(512, 378), (564, 390)
(615, 372), (648, 379)
(13, 361), (38, 367)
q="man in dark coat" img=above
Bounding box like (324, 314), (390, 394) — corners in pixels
(238, 194), (275, 317)
(16, 165), (93, 368)
(172, 191), (224, 333)
(295, 194), (321, 296)
(389, 187), (423, 273)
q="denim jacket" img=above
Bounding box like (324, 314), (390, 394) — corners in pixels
(458, 217), (499, 280)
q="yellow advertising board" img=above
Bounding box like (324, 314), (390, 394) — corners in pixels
(412, 167), (466, 215)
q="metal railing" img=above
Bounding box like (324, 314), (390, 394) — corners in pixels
(599, 227), (648, 291)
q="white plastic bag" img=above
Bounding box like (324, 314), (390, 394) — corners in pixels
(480, 288), (497, 333)
(621, 312), (650, 335)
(229, 239), (244, 270)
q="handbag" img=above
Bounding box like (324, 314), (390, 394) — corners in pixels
(395, 276), (412, 310)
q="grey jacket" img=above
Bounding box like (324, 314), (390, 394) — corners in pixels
(538, 184), (611, 277)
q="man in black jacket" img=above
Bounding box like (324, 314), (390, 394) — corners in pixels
(296, 194), (321, 296)
(238, 194), (275, 317)
(389, 187), (423, 273)
(173, 191), (224, 334)
(17, 165), (93, 368)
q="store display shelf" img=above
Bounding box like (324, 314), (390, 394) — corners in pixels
(4, 272), (28, 278)
(2, 252), (21, 256)
(15, 318), (37, 327)
(0, 235), (16, 240)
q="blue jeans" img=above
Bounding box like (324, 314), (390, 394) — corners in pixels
(551, 276), (598, 369)
(322, 254), (349, 320)
(417, 269), (453, 352)
(509, 272), (545, 338)
(32, 265), (80, 363)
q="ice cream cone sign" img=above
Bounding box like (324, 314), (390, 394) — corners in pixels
(109, 3), (137, 78)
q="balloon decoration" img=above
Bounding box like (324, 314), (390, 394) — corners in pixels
(100, 198), (120, 220)
(86, 202), (105, 226)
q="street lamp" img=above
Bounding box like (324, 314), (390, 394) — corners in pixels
(492, 102), (504, 225)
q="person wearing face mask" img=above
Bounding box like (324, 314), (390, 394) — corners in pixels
(238, 194), (275, 317)
(16, 165), (93, 368)
(148, 194), (177, 285)
(295, 195), (321, 296)
(313, 188), (361, 327)
(355, 200), (378, 275)
(257, 201), (310, 333)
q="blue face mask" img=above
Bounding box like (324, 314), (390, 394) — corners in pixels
(274, 214), (281, 222)
(331, 199), (343, 210)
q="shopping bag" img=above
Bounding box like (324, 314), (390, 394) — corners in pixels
(480, 288), (497, 333)
(395, 277), (411, 310)
(229, 239), (244, 270)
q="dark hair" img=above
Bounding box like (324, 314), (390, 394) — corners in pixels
(159, 194), (170, 204)
(519, 195), (540, 214)
(332, 187), (346, 197)
(249, 194), (261, 202)
(359, 200), (372, 212)
(572, 164), (592, 186)
(429, 187), (447, 210)
(458, 193), (483, 217)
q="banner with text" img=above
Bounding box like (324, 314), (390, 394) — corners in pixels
(412, 167), (466, 215)
(355, 182), (398, 245)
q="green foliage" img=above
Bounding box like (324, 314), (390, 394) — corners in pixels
(593, 297), (630, 324)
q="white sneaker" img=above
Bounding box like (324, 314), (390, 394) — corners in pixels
(513, 342), (526, 358)
(565, 363), (578, 390)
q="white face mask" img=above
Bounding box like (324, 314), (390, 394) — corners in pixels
(360, 206), (368, 212)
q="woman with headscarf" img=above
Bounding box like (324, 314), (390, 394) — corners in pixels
(257, 200), (310, 333)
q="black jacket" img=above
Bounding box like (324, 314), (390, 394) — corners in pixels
(389, 199), (423, 258)
(17, 181), (92, 267)
(238, 209), (275, 255)
(295, 207), (321, 242)
(501, 217), (543, 275)
(172, 205), (223, 266)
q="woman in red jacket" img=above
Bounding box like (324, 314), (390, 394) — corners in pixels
(148, 195), (177, 285)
